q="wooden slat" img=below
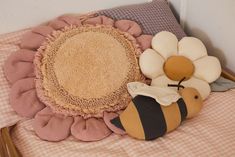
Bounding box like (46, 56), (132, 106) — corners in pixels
(222, 69), (235, 82)
(0, 129), (8, 157)
(1, 128), (21, 157)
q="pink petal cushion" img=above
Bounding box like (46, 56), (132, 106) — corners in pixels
(58, 15), (82, 26)
(20, 31), (46, 50)
(33, 107), (74, 142)
(4, 49), (35, 84)
(32, 26), (54, 37)
(115, 20), (142, 37)
(10, 78), (45, 118)
(49, 19), (69, 30)
(103, 112), (126, 135)
(136, 35), (153, 51)
(83, 15), (114, 26)
(71, 116), (112, 141)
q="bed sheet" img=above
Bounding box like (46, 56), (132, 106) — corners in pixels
(11, 90), (235, 157)
(1, 28), (235, 157)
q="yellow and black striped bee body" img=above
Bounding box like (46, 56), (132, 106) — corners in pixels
(111, 87), (203, 140)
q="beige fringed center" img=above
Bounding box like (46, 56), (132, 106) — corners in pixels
(55, 31), (130, 98)
(35, 25), (143, 118)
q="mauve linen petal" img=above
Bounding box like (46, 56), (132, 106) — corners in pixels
(83, 15), (114, 26)
(48, 19), (68, 30)
(32, 26), (54, 37)
(115, 20), (142, 37)
(33, 107), (74, 142)
(103, 112), (126, 135)
(136, 34), (153, 51)
(71, 116), (112, 141)
(10, 78), (45, 118)
(20, 32), (46, 50)
(4, 49), (35, 84)
(58, 15), (82, 26)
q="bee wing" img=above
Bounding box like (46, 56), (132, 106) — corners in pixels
(127, 82), (149, 98)
(127, 82), (181, 106)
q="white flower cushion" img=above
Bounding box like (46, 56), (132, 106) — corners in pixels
(140, 31), (221, 100)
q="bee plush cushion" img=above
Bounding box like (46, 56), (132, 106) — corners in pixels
(107, 31), (221, 141)
(98, 0), (186, 40)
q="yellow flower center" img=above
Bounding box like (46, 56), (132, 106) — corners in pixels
(163, 56), (194, 81)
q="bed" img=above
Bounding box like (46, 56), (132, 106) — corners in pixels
(1, 1), (235, 157)
(2, 87), (235, 157)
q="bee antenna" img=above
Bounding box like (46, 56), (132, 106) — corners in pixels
(167, 77), (186, 90)
(178, 77), (186, 90)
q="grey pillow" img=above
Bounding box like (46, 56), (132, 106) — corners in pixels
(98, 0), (186, 39)
(210, 77), (235, 92)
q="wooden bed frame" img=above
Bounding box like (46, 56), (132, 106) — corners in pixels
(0, 69), (234, 157)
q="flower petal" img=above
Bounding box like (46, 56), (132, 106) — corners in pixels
(48, 19), (68, 30)
(151, 31), (178, 59)
(33, 107), (73, 141)
(4, 49), (35, 84)
(182, 77), (211, 100)
(136, 35), (153, 51)
(151, 75), (177, 88)
(71, 116), (112, 141)
(152, 75), (211, 100)
(194, 56), (221, 83)
(20, 31), (46, 50)
(139, 49), (165, 79)
(10, 78), (45, 118)
(178, 37), (207, 61)
(103, 112), (126, 135)
(32, 26), (54, 37)
(83, 15), (114, 26)
(58, 15), (82, 26)
(115, 20), (142, 37)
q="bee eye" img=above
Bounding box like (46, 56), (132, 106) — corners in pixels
(194, 95), (199, 99)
